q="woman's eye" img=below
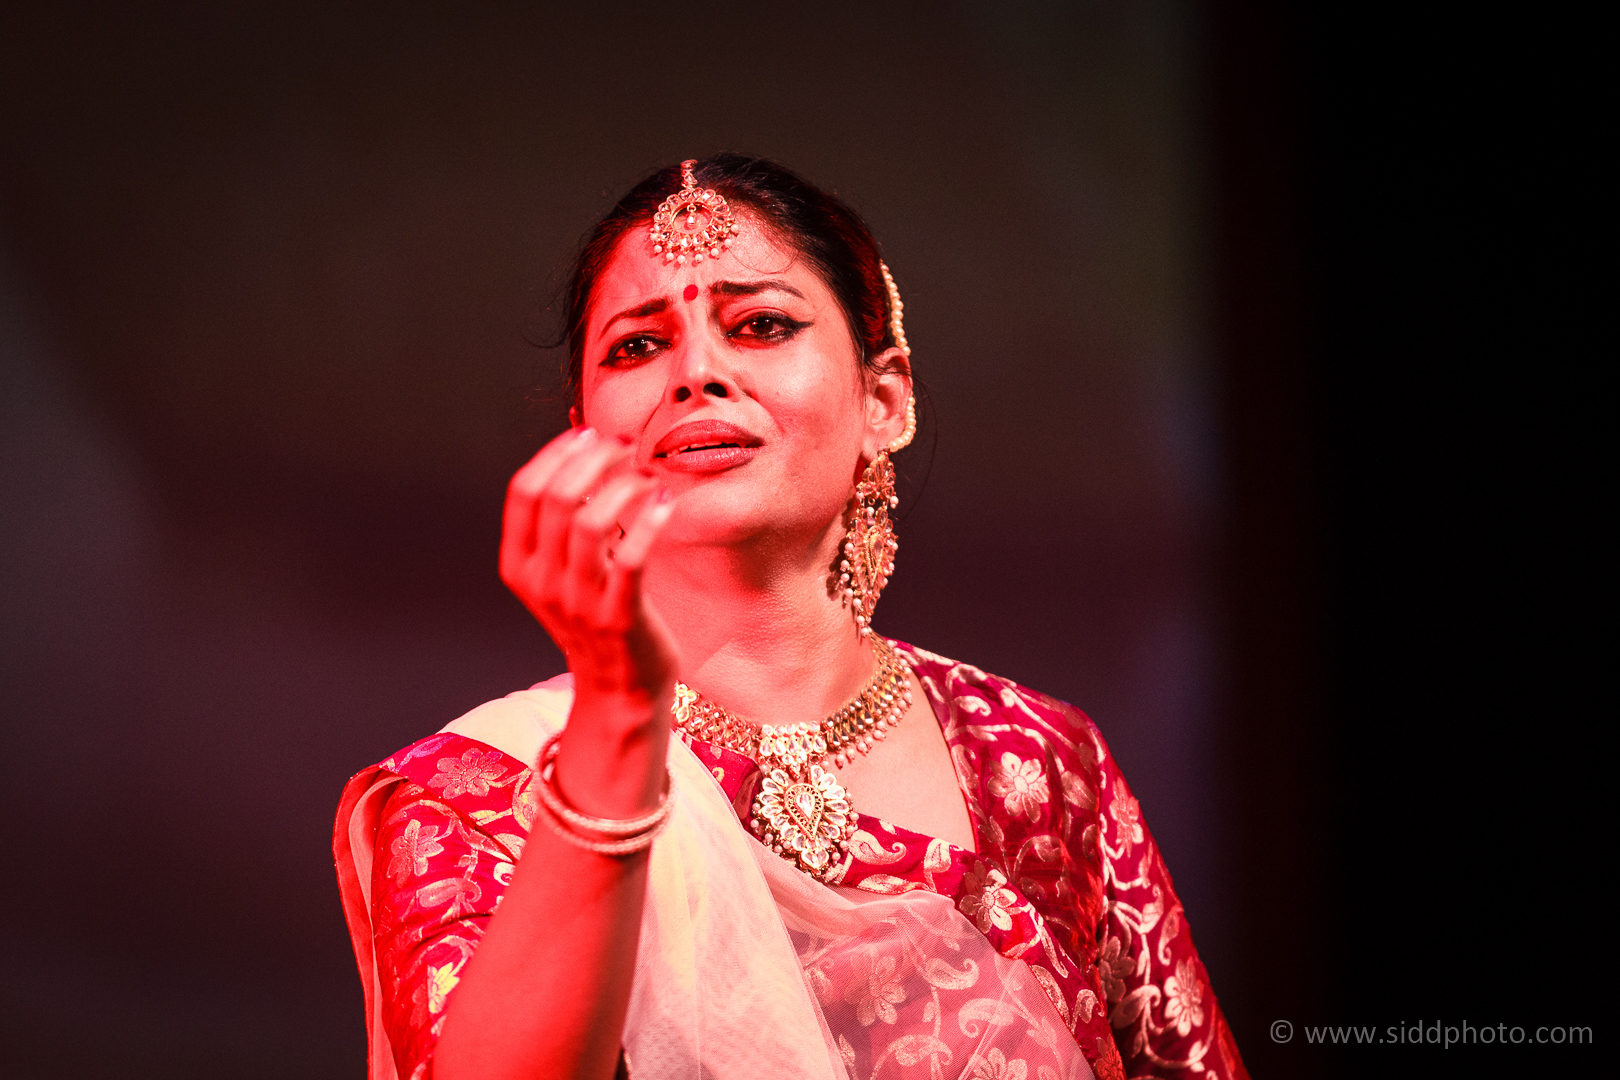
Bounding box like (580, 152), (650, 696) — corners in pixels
(604, 335), (665, 365)
(731, 314), (806, 343)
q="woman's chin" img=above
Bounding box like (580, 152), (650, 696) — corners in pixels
(658, 484), (830, 549)
(659, 495), (772, 546)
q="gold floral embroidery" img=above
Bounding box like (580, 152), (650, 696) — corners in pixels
(492, 832), (527, 861)
(1028, 964), (1071, 1026)
(1059, 764), (1096, 813)
(1074, 988), (1099, 1026)
(844, 953), (908, 1026)
(416, 875), (482, 919)
(386, 818), (446, 886)
(511, 770), (537, 832)
(964, 1047), (1029, 1080)
(853, 873), (926, 895)
(1096, 933), (1132, 1003)
(918, 648), (1242, 1077)
(988, 752), (1050, 822)
(1163, 959), (1205, 1036)
(1107, 785), (1143, 854)
(1080, 823), (1100, 865)
(959, 863), (1020, 933)
(959, 694), (993, 717)
(920, 837), (955, 892)
(847, 828), (909, 865)
(367, 652), (1247, 1080)
(427, 748), (507, 799)
(425, 962), (460, 1015)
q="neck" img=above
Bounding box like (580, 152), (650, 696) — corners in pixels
(642, 523), (877, 726)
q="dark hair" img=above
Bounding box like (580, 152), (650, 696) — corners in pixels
(562, 154), (903, 415)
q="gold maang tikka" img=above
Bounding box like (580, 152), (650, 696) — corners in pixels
(649, 159), (739, 266)
(838, 262), (917, 637)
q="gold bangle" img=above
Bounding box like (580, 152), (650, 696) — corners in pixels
(536, 799), (669, 856)
(534, 731), (673, 853)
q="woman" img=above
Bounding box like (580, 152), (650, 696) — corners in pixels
(334, 155), (1247, 1080)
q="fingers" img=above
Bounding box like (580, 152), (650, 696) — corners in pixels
(500, 427), (638, 609)
(497, 425), (678, 693)
(567, 471), (657, 587)
(502, 426), (597, 561)
(509, 425), (595, 500)
(532, 435), (636, 578)
(602, 488), (676, 617)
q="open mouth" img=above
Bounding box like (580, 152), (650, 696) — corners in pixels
(652, 420), (762, 465)
(660, 441), (745, 457)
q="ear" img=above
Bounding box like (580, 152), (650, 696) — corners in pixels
(568, 403), (584, 428)
(863, 347), (913, 460)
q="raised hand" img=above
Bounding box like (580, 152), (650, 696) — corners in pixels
(498, 426), (679, 815)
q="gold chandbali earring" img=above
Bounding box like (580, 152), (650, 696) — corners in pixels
(648, 159), (739, 266)
(671, 637), (914, 880)
(839, 262), (917, 638)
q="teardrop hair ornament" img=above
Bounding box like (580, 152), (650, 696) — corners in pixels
(649, 159), (740, 266)
(837, 262), (914, 635)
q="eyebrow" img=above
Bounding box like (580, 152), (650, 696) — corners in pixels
(710, 278), (807, 301)
(598, 279), (808, 339)
(601, 297), (669, 335)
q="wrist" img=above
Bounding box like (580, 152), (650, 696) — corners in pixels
(534, 731), (673, 856)
(554, 686), (671, 818)
(567, 682), (668, 744)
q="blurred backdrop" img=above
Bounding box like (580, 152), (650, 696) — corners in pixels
(0, 2), (1596, 1078)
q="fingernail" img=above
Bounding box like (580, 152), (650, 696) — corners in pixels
(655, 487), (674, 505)
(576, 426), (597, 442)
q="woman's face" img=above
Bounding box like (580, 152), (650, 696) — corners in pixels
(579, 215), (900, 549)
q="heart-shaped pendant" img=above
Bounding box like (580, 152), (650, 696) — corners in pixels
(753, 764), (854, 878)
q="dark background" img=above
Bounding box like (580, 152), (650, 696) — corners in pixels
(0, 2), (1597, 1078)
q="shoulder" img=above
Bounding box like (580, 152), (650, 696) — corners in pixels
(356, 672), (575, 787)
(891, 639), (1110, 772)
(352, 677), (577, 848)
(437, 672), (574, 769)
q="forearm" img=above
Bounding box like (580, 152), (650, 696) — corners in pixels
(433, 699), (668, 1080)
(432, 827), (649, 1080)
(434, 425), (680, 1078)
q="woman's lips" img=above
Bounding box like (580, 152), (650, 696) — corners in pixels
(654, 444), (761, 473)
(652, 419), (762, 473)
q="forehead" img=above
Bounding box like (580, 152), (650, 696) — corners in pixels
(586, 212), (834, 332)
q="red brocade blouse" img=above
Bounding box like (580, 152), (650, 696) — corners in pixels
(357, 641), (1247, 1080)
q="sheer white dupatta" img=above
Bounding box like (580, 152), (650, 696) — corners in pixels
(631, 717), (1093, 1080)
(418, 677), (1091, 1080)
(622, 722), (843, 1078)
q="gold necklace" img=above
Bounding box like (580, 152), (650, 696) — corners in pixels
(671, 636), (914, 879)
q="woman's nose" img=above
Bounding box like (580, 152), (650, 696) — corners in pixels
(668, 336), (738, 404)
(670, 382), (729, 403)
(673, 381), (729, 403)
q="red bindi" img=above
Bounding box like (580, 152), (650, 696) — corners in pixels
(683, 283), (699, 302)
